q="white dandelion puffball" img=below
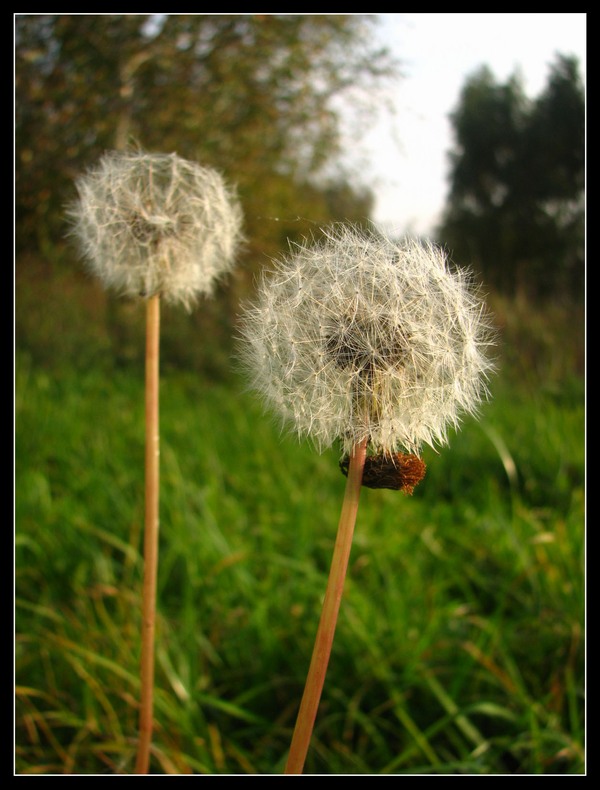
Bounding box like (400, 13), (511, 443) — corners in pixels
(240, 225), (495, 457)
(70, 151), (244, 308)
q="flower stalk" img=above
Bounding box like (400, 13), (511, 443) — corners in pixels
(284, 437), (368, 774)
(135, 293), (161, 774)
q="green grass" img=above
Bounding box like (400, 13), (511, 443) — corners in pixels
(15, 349), (585, 775)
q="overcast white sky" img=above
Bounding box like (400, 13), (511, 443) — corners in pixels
(359, 12), (587, 238)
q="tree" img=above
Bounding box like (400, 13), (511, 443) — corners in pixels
(16, 14), (394, 261)
(438, 55), (584, 301)
(16, 14), (395, 371)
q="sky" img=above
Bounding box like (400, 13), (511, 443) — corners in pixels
(358, 13), (587, 238)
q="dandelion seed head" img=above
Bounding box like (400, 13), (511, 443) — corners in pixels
(240, 224), (495, 456)
(69, 150), (244, 308)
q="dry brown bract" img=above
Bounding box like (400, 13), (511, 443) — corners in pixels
(340, 452), (426, 494)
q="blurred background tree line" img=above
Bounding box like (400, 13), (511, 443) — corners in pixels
(15, 14), (585, 377)
(438, 54), (584, 301)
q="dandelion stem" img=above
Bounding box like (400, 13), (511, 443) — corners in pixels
(135, 293), (161, 774)
(284, 436), (368, 774)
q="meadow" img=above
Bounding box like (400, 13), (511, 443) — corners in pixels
(15, 293), (585, 775)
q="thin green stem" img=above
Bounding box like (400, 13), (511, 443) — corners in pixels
(284, 436), (368, 774)
(135, 294), (161, 774)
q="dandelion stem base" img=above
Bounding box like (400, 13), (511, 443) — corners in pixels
(284, 436), (368, 774)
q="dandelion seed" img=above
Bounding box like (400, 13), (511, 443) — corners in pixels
(240, 224), (495, 459)
(69, 150), (244, 309)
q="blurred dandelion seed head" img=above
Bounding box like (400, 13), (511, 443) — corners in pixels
(240, 224), (496, 456)
(69, 151), (244, 308)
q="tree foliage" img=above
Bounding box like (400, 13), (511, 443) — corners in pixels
(438, 55), (585, 301)
(16, 14), (397, 373)
(15, 14), (397, 372)
(16, 14), (395, 263)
